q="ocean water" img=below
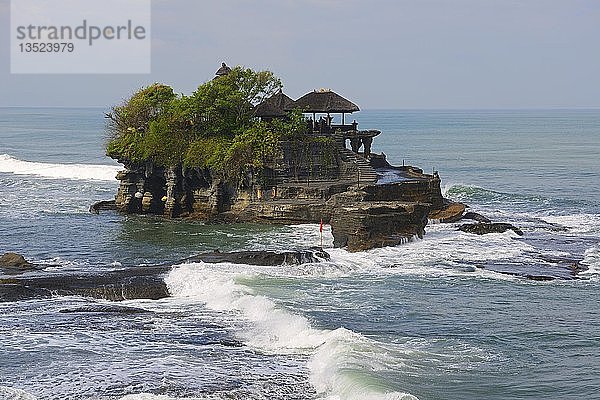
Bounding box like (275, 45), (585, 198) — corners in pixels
(0, 108), (599, 400)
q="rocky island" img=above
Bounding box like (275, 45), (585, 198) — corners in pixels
(102, 64), (464, 251)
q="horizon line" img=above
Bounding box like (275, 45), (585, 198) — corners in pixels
(1, 106), (599, 111)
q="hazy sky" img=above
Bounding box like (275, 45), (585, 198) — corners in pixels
(1, 0), (599, 109)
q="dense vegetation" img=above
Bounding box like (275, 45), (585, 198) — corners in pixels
(106, 66), (320, 181)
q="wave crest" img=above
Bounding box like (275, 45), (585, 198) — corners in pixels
(166, 263), (419, 400)
(0, 154), (120, 181)
(444, 184), (546, 203)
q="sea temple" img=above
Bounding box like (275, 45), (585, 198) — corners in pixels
(103, 64), (466, 251)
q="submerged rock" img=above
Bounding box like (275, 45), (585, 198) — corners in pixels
(459, 223), (524, 236)
(185, 248), (330, 266)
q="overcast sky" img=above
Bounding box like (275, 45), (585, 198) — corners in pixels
(1, 0), (599, 109)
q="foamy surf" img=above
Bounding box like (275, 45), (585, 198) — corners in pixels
(0, 386), (38, 400)
(581, 245), (600, 279)
(541, 214), (600, 235)
(165, 263), (419, 400)
(119, 395), (209, 400)
(0, 154), (120, 181)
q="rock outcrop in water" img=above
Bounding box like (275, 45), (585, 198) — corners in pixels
(105, 149), (462, 252)
(185, 248), (330, 265)
(101, 71), (466, 251)
(461, 211), (492, 224)
(0, 252), (47, 274)
(99, 114), (534, 254)
(330, 201), (430, 251)
(0, 253), (33, 269)
(0, 266), (171, 302)
(459, 222), (524, 236)
(0, 249), (331, 302)
(89, 200), (117, 214)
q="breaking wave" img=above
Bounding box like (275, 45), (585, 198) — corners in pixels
(0, 154), (120, 181)
(443, 184), (547, 204)
(166, 263), (419, 400)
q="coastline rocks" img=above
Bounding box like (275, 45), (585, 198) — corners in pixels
(428, 201), (466, 222)
(106, 151), (450, 252)
(330, 202), (430, 252)
(59, 305), (150, 314)
(459, 223), (524, 236)
(477, 259), (586, 281)
(185, 248), (330, 266)
(0, 253), (33, 269)
(89, 200), (117, 214)
(0, 266), (170, 302)
(461, 211), (492, 224)
(0, 248), (331, 303)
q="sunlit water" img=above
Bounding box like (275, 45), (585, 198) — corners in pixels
(0, 108), (599, 400)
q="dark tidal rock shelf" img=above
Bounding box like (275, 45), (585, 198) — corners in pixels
(184, 248), (330, 265)
(1, 241), (589, 304)
(0, 265), (171, 303)
(0, 249), (330, 302)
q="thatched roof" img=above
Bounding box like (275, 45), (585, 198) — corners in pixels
(215, 62), (231, 77)
(253, 91), (294, 117)
(285, 89), (360, 113)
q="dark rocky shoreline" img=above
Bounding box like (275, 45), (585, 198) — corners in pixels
(0, 241), (589, 304)
(0, 249), (330, 303)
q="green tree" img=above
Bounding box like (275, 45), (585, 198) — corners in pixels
(188, 67), (281, 137)
(106, 67), (316, 181)
(106, 83), (176, 139)
(106, 83), (177, 163)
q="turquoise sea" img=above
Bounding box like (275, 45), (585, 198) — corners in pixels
(0, 108), (599, 400)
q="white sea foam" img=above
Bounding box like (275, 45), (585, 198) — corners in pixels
(323, 223), (532, 281)
(0, 154), (120, 181)
(246, 221), (532, 282)
(0, 386), (38, 400)
(541, 214), (600, 234)
(119, 395), (209, 400)
(309, 329), (419, 400)
(165, 263), (419, 400)
(581, 245), (600, 279)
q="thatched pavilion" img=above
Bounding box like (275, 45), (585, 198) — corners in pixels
(285, 89), (360, 132)
(253, 91), (294, 120)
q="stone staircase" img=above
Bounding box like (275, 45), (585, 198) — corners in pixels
(338, 148), (378, 184)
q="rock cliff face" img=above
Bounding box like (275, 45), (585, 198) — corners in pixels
(330, 202), (430, 252)
(109, 143), (457, 252)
